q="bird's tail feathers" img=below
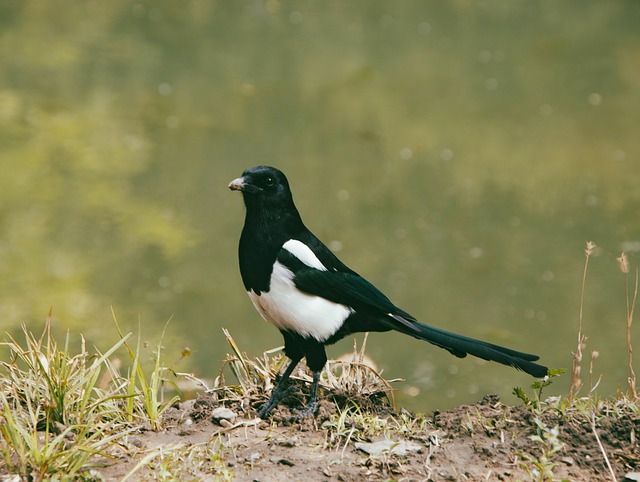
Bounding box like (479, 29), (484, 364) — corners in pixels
(387, 312), (548, 378)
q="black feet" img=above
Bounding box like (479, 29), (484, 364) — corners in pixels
(259, 398), (318, 421)
(257, 368), (322, 420)
(258, 358), (301, 419)
(257, 385), (297, 419)
(290, 401), (318, 420)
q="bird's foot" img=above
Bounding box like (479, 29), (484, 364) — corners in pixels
(257, 403), (273, 420)
(257, 386), (298, 419)
(289, 401), (318, 421)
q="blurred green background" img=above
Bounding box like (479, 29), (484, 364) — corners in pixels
(1, 0), (639, 411)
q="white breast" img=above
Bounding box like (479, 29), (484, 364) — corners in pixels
(247, 240), (352, 342)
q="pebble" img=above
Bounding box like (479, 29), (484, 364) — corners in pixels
(211, 407), (237, 425)
(355, 439), (422, 457)
(246, 452), (262, 465)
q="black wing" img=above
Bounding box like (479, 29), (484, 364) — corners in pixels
(278, 241), (547, 377)
(276, 234), (399, 314)
(277, 243), (425, 336)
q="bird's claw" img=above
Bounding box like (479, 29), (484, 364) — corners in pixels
(289, 401), (318, 421)
(257, 385), (298, 419)
(257, 403), (273, 420)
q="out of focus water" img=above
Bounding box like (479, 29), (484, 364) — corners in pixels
(1, 0), (639, 412)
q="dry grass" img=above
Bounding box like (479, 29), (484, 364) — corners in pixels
(569, 241), (595, 401)
(0, 315), (137, 480)
(210, 329), (399, 415)
(617, 251), (639, 398)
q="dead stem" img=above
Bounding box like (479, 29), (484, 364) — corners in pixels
(617, 252), (638, 398)
(591, 413), (617, 482)
(569, 241), (595, 400)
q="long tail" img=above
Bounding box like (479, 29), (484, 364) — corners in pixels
(387, 312), (548, 378)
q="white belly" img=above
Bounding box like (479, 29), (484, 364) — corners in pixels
(248, 260), (352, 342)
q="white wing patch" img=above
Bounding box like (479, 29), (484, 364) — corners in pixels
(282, 239), (327, 270)
(248, 258), (352, 342)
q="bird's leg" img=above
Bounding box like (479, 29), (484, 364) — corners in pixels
(258, 358), (300, 419)
(291, 370), (321, 419)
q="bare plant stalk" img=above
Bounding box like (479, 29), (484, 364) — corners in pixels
(569, 241), (595, 401)
(618, 252), (638, 398)
(631, 269), (639, 398)
(591, 413), (617, 482)
(589, 350), (600, 395)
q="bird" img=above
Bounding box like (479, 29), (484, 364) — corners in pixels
(228, 165), (547, 419)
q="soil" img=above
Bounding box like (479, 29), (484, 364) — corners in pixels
(100, 391), (640, 481)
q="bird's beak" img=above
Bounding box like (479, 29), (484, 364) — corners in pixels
(228, 177), (246, 191)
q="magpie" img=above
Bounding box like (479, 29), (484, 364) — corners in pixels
(229, 165), (547, 419)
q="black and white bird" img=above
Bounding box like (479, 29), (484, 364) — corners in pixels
(229, 165), (547, 419)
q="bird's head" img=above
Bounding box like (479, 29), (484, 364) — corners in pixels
(228, 165), (295, 212)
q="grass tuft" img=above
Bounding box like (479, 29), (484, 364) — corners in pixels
(121, 438), (234, 482)
(111, 308), (180, 430)
(0, 315), (137, 480)
(213, 329), (398, 415)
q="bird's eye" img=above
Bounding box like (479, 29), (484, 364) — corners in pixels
(264, 177), (275, 187)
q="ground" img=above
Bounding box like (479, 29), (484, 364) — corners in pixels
(99, 390), (640, 481)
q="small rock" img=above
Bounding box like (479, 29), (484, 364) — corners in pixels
(246, 452), (262, 463)
(561, 457), (575, 466)
(355, 439), (422, 457)
(276, 435), (298, 447)
(400, 407), (413, 418)
(53, 422), (68, 436)
(211, 407), (237, 425)
(625, 473), (640, 481)
(129, 436), (145, 448)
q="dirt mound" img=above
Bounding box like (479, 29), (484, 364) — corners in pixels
(99, 391), (640, 481)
